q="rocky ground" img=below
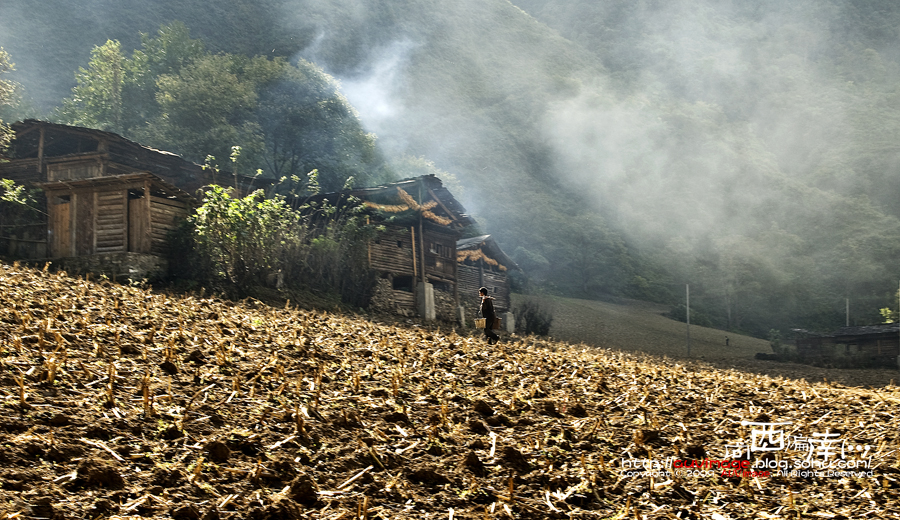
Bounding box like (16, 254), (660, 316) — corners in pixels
(1, 262), (899, 519)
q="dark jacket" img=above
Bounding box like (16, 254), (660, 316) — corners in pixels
(480, 295), (496, 321)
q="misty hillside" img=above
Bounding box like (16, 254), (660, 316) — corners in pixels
(3, 0), (900, 338)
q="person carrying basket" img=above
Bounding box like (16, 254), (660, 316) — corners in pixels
(478, 287), (500, 345)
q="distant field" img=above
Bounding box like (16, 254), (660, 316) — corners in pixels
(511, 293), (900, 387)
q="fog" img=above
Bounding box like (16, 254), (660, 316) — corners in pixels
(2, 0), (899, 327)
(269, 0), (900, 329)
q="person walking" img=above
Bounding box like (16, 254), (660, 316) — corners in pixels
(479, 287), (500, 345)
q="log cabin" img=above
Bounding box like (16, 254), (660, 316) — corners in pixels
(309, 175), (473, 320)
(0, 120), (221, 279)
(456, 234), (519, 316)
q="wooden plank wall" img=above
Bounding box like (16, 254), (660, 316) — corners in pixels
(458, 264), (482, 305)
(0, 159), (41, 183)
(48, 159), (102, 182)
(95, 189), (127, 253)
(128, 197), (146, 253)
(424, 232), (456, 280)
(457, 263), (510, 313)
(150, 196), (188, 255)
(484, 270), (510, 313)
(74, 193), (94, 256)
(370, 227), (415, 276)
(392, 290), (415, 311)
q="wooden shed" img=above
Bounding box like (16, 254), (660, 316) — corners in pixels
(795, 324), (900, 368)
(456, 234), (520, 314)
(40, 173), (192, 258)
(0, 120), (209, 278)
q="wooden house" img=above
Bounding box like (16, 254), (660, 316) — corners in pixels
(318, 175), (472, 319)
(456, 234), (519, 315)
(0, 120), (217, 278)
(795, 324), (900, 368)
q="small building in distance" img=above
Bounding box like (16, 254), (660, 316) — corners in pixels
(456, 234), (520, 321)
(0, 120), (224, 279)
(795, 324), (900, 368)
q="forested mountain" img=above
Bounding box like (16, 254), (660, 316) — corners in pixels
(3, 0), (900, 338)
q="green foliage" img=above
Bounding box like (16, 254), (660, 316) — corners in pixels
(57, 40), (127, 133)
(256, 58), (387, 192)
(55, 22), (389, 192)
(0, 47), (15, 154)
(174, 183), (376, 304)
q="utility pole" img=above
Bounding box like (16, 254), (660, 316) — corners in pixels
(846, 298), (850, 327)
(686, 283), (691, 357)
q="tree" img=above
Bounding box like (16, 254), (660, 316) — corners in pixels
(0, 48), (17, 153)
(125, 21), (207, 133)
(55, 22), (391, 192)
(257, 59), (386, 192)
(140, 53), (272, 165)
(57, 40), (127, 133)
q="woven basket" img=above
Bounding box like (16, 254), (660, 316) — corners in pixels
(475, 318), (502, 329)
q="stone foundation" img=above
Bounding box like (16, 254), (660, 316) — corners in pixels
(52, 253), (168, 282)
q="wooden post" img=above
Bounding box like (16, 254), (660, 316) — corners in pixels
(846, 298), (850, 327)
(419, 179), (426, 284)
(419, 217), (426, 284)
(686, 284), (691, 357)
(410, 226), (417, 281)
(366, 216), (371, 267)
(479, 260), (484, 289)
(144, 180), (152, 254)
(122, 188), (128, 252)
(453, 238), (459, 308)
(92, 192), (99, 254)
(69, 193), (77, 257)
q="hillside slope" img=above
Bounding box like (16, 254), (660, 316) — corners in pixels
(0, 262), (898, 518)
(6, 0), (900, 337)
(517, 292), (900, 387)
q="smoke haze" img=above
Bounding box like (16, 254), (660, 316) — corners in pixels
(3, 0), (900, 331)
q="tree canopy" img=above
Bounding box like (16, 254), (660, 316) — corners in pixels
(57, 23), (390, 192)
(0, 48), (15, 153)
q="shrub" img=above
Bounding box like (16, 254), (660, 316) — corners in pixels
(172, 182), (376, 304)
(514, 299), (553, 336)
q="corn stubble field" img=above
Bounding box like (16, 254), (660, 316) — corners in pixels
(0, 262), (899, 519)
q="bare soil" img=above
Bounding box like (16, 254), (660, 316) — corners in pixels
(0, 264), (898, 519)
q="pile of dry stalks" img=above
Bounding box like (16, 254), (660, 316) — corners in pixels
(0, 261), (898, 519)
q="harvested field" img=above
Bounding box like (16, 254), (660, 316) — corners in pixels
(0, 262), (899, 519)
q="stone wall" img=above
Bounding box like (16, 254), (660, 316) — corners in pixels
(52, 253), (168, 282)
(434, 288), (456, 322)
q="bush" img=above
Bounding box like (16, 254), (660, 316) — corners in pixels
(514, 299), (553, 336)
(171, 183), (376, 304)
